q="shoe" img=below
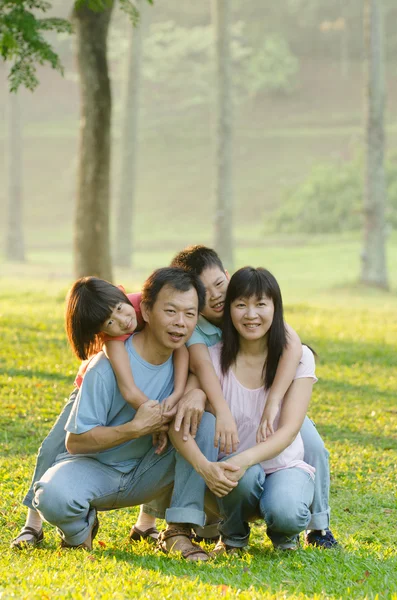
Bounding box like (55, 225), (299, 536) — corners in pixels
(210, 539), (242, 557)
(129, 525), (159, 543)
(60, 514), (99, 550)
(305, 529), (338, 549)
(273, 535), (300, 551)
(158, 526), (210, 562)
(10, 526), (44, 549)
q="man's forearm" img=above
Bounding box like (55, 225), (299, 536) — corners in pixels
(66, 421), (139, 455)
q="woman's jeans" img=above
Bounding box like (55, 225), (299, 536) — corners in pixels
(216, 465), (315, 549)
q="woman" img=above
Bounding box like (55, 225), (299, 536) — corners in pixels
(168, 266), (317, 553)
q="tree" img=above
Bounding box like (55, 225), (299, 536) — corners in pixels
(6, 89), (25, 261)
(360, 0), (388, 289)
(211, 0), (234, 271)
(72, 1), (114, 280)
(114, 0), (148, 268)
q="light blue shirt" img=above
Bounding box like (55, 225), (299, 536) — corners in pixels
(65, 334), (174, 473)
(186, 315), (222, 348)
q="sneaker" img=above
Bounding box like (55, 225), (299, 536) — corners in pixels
(305, 529), (338, 549)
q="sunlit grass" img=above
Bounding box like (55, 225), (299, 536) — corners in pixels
(1, 269), (397, 599)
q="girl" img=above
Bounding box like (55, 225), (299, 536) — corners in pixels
(11, 276), (188, 548)
(167, 267), (317, 553)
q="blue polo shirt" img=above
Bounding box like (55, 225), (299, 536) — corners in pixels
(65, 334), (174, 473)
(186, 315), (222, 348)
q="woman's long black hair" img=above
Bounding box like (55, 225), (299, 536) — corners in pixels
(220, 267), (287, 390)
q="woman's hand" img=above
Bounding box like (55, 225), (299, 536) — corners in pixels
(215, 409), (240, 454)
(198, 461), (240, 497)
(223, 455), (248, 483)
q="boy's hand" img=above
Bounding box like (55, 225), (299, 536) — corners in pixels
(161, 393), (179, 416)
(152, 431), (168, 455)
(215, 410), (239, 454)
(256, 400), (279, 443)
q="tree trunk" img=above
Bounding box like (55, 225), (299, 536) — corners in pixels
(360, 0), (388, 288)
(6, 90), (25, 261)
(115, 0), (147, 267)
(212, 0), (234, 271)
(73, 1), (114, 281)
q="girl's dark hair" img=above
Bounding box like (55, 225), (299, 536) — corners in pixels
(220, 267), (287, 390)
(65, 277), (132, 360)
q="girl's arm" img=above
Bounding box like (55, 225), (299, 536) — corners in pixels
(161, 345), (189, 414)
(189, 343), (239, 454)
(104, 340), (148, 409)
(257, 323), (302, 441)
(230, 376), (313, 479)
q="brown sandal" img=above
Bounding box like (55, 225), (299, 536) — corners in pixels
(129, 525), (159, 543)
(158, 527), (210, 562)
(10, 526), (44, 549)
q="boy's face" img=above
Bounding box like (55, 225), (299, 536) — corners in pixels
(199, 266), (230, 326)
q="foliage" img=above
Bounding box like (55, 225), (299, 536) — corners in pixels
(0, 0), (72, 91)
(1, 0), (152, 91)
(109, 20), (298, 109)
(1, 272), (397, 598)
(267, 152), (397, 234)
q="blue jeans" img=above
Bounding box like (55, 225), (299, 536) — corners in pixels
(300, 416), (330, 530)
(33, 412), (217, 546)
(216, 465), (314, 549)
(23, 389), (77, 510)
(142, 415), (331, 531)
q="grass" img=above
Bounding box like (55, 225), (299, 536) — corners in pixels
(1, 241), (397, 599)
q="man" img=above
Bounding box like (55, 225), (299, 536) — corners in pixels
(33, 267), (231, 561)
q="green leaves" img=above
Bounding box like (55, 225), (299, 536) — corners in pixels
(0, 1), (72, 91)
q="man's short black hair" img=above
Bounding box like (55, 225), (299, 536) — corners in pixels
(141, 267), (206, 312)
(170, 245), (225, 276)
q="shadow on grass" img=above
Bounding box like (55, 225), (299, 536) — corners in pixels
(0, 367), (70, 383)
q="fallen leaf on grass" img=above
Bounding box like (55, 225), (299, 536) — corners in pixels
(383, 509), (393, 514)
(87, 555), (96, 561)
(218, 585), (230, 595)
(98, 540), (106, 547)
(344, 507), (351, 512)
(356, 571), (371, 584)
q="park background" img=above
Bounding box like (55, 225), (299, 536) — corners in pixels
(1, 1), (396, 598)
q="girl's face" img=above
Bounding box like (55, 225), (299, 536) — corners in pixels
(101, 302), (137, 337)
(230, 294), (274, 341)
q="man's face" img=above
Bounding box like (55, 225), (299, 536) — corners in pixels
(199, 266), (229, 326)
(142, 284), (199, 351)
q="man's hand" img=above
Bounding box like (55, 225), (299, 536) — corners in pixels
(133, 400), (169, 437)
(174, 389), (206, 441)
(198, 461), (240, 497)
(215, 410), (239, 454)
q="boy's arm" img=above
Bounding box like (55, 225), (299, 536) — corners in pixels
(189, 343), (239, 454)
(257, 324), (302, 441)
(161, 345), (189, 414)
(104, 340), (148, 409)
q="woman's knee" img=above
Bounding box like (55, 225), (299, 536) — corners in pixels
(263, 498), (311, 534)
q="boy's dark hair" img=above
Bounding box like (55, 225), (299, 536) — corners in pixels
(221, 267), (287, 390)
(65, 277), (132, 361)
(141, 267), (205, 312)
(170, 245), (225, 276)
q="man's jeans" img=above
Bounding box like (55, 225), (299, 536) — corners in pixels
(216, 465), (315, 549)
(33, 412), (217, 546)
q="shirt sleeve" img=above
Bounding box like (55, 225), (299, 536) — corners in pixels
(186, 328), (209, 347)
(294, 345), (318, 383)
(66, 368), (114, 434)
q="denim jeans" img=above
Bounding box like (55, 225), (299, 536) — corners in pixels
(23, 389), (77, 510)
(216, 465), (315, 549)
(300, 416), (331, 530)
(33, 412), (217, 546)
(142, 415), (331, 531)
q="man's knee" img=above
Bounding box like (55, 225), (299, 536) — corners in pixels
(33, 479), (82, 524)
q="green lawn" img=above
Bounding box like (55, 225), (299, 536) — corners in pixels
(1, 243), (397, 599)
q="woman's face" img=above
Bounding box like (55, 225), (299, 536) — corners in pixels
(230, 294), (274, 341)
